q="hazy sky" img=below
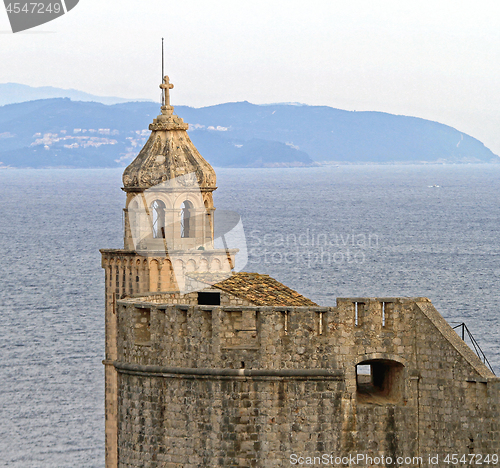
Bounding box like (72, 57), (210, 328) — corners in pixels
(1, 0), (499, 154)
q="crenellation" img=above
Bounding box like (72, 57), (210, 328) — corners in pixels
(114, 293), (499, 465)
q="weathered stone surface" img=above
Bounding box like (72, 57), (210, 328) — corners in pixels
(102, 290), (500, 467)
(102, 77), (499, 468)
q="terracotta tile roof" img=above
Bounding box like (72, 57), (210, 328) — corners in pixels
(187, 271), (318, 307)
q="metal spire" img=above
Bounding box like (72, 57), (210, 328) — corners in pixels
(161, 38), (164, 106)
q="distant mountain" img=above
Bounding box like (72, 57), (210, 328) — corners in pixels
(0, 99), (315, 168)
(0, 83), (148, 106)
(0, 98), (497, 169)
(181, 101), (499, 164)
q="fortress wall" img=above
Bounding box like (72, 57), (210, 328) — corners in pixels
(116, 303), (340, 369)
(111, 297), (499, 467)
(335, 298), (421, 460)
(117, 373), (345, 468)
(412, 301), (500, 455)
(102, 251), (150, 468)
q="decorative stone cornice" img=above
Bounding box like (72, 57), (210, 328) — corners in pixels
(149, 120), (189, 131)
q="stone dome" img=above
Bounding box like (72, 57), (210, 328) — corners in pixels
(122, 76), (216, 191)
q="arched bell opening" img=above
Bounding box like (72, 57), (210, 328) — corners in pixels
(151, 199), (166, 239)
(180, 200), (194, 238)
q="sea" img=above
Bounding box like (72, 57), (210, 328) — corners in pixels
(0, 164), (499, 467)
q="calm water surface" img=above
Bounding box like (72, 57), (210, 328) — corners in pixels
(0, 164), (499, 467)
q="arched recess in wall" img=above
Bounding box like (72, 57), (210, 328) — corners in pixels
(135, 259), (141, 289)
(210, 258), (221, 271)
(149, 259), (160, 292)
(355, 358), (405, 405)
(128, 199), (140, 241)
(160, 259), (173, 291)
(199, 258), (208, 272)
(151, 199), (166, 238)
(180, 200), (194, 238)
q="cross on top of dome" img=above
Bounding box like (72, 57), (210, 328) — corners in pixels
(160, 75), (174, 107)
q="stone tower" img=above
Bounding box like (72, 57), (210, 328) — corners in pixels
(100, 76), (236, 467)
(122, 75), (217, 255)
(102, 77), (499, 468)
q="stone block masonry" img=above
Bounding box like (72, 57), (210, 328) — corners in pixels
(107, 297), (499, 467)
(101, 76), (499, 467)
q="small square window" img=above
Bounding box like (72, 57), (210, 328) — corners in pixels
(198, 292), (221, 306)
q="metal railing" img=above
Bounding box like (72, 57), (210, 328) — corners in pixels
(450, 322), (495, 375)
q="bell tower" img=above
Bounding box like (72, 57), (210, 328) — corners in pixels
(122, 75), (217, 254)
(100, 75), (236, 468)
